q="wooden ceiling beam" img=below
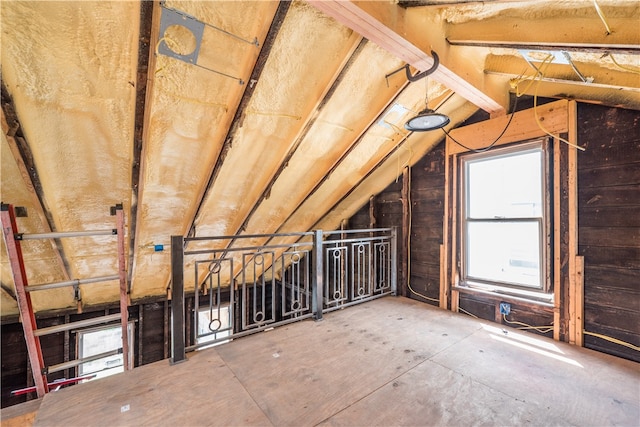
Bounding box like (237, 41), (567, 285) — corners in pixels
(445, 7), (640, 48)
(127, 0), (154, 294)
(447, 40), (640, 55)
(307, 0), (505, 116)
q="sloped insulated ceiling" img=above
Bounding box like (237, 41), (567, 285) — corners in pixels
(1, 0), (638, 316)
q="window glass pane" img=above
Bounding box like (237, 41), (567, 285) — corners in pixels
(197, 306), (231, 350)
(78, 326), (124, 380)
(466, 221), (541, 288)
(467, 150), (542, 219)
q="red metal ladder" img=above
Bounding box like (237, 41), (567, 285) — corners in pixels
(0, 203), (131, 398)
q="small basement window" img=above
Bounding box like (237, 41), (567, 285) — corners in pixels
(77, 322), (134, 381)
(460, 139), (550, 296)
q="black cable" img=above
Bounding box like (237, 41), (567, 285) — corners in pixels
(442, 95), (519, 153)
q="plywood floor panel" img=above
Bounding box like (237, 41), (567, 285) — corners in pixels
(33, 350), (272, 427)
(31, 297), (639, 426)
(430, 322), (640, 426)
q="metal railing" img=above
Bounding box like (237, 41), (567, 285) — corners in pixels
(170, 228), (397, 363)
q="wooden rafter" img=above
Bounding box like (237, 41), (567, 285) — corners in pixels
(307, 0), (505, 116)
(1, 89), (74, 292)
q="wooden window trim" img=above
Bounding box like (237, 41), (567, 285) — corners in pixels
(441, 99), (581, 343)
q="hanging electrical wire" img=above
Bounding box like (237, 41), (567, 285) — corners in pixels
(607, 53), (640, 74)
(592, 0), (612, 34)
(441, 94), (519, 153)
(527, 56), (586, 151)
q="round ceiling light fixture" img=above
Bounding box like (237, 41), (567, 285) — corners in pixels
(404, 108), (450, 132)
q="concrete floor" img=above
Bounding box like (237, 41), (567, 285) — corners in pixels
(13, 297), (640, 426)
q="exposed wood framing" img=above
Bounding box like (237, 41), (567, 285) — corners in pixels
(568, 100), (579, 345)
(307, 131), (414, 231)
(401, 167), (409, 298)
(307, 0), (504, 115)
(447, 100), (570, 155)
(450, 153), (459, 313)
(575, 255), (585, 347)
(163, 297), (169, 359)
(443, 100), (575, 342)
(446, 40), (640, 55)
(368, 195), (376, 230)
(553, 137), (561, 341)
(116, 207), (130, 371)
(439, 245), (445, 308)
(138, 305), (144, 366)
(1, 87), (74, 303)
(237, 37), (367, 234)
(187, 1), (292, 239)
(127, 0), (155, 293)
(441, 147), (450, 310)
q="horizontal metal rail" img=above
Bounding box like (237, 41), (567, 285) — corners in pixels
(47, 348), (122, 374)
(185, 241), (313, 256)
(25, 275), (119, 292)
(17, 229), (117, 240)
(323, 235), (391, 245)
(185, 231), (313, 242)
(34, 313), (121, 337)
(323, 228), (391, 236)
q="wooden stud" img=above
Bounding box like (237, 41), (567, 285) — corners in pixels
(441, 146), (450, 310)
(116, 207), (130, 371)
(450, 153), (459, 313)
(163, 296), (169, 360)
(401, 167), (410, 298)
(439, 244), (445, 308)
(575, 255), (585, 347)
(368, 195), (376, 234)
(553, 138), (561, 341)
(138, 305), (144, 367)
(567, 100), (580, 344)
(127, 0), (154, 295)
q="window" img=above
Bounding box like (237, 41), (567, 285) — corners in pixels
(196, 305), (232, 350)
(460, 140), (549, 294)
(77, 322), (134, 381)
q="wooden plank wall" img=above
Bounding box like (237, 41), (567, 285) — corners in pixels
(577, 104), (639, 362)
(407, 145), (445, 306)
(346, 102), (638, 363)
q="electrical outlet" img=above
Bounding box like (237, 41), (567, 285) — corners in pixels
(499, 302), (511, 315)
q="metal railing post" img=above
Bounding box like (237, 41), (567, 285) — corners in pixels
(312, 229), (324, 320)
(170, 235), (186, 364)
(391, 227), (398, 296)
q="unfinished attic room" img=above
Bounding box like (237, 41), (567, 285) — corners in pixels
(2, 0), (640, 425)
